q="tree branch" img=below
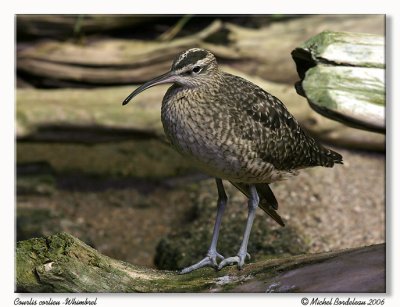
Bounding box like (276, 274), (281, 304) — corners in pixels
(16, 232), (385, 293)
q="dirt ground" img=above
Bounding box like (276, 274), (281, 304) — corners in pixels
(16, 144), (385, 268)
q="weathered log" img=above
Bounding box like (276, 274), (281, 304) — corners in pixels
(16, 67), (385, 151)
(17, 20), (229, 87)
(17, 15), (163, 39)
(16, 85), (384, 148)
(16, 232), (385, 293)
(224, 15), (384, 84)
(17, 15), (384, 87)
(292, 31), (385, 133)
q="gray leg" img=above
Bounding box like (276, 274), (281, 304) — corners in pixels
(180, 178), (227, 274)
(218, 184), (259, 270)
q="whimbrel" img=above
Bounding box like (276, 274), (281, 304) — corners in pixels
(123, 48), (343, 274)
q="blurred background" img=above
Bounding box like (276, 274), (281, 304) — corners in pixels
(16, 14), (385, 270)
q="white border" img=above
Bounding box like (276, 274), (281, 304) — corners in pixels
(2, 1), (398, 306)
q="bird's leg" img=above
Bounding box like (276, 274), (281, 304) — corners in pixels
(179, 178), (227, 274)
(218, 185), (259, 270)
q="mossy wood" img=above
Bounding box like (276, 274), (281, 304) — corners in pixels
(16, 68), (384, 151)
(16, 232), (385, 293)
(292, 31), (385, 133)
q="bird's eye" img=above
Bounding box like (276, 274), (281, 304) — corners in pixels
(192, 66), (201, 73)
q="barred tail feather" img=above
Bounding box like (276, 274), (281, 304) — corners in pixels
(319, 147), (343, 167)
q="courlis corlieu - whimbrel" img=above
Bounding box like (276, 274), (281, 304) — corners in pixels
(123, 48), (343, 274)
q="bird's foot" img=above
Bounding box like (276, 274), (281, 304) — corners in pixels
(179, 250), (224, 274)
(218, 252), (251, 271)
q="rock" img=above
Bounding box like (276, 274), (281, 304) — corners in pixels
(155, 208), (309, 270)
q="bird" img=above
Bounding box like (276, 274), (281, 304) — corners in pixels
(122, 48), (343, 274)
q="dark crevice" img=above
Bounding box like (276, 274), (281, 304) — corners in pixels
(18, 56), (169, 69)
(16, 161), (208, 194)
(17, 125), (162, 144)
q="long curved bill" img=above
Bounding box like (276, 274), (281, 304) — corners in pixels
(122, 71), (177, 105)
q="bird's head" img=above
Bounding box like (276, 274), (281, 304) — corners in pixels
(122, 48), (219, 105)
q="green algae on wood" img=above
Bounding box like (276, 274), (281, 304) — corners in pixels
(292, 31), (385, 133)
(302, 65), (385, 133)
(295, 31), (384, 71)
(16, 232), (385, 293)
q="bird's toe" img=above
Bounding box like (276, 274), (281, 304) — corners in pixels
(214, 251), (225, 261)
(180, 251), (224, 274)
(218, 256), (240, 270)
(218, 253), (250, 271)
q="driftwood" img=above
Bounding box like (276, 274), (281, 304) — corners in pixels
(17, 20), (228, 87)
(224, 15), (384, 84)
(17, 15), (162, 39)
(17, 15), (384, 87)
(292, 31), (385, 133)
(16, 67), (385, 151)
(16, 232), (385, 293)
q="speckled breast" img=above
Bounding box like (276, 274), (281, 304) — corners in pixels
(160, 87), (288, 183)
(161, 87), (241, 179)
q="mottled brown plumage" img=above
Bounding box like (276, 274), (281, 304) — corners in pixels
(123, 48), (342, 273)
(161, 72), (342, 182)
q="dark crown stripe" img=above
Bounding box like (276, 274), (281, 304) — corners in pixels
(174, 50), (208, 70)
